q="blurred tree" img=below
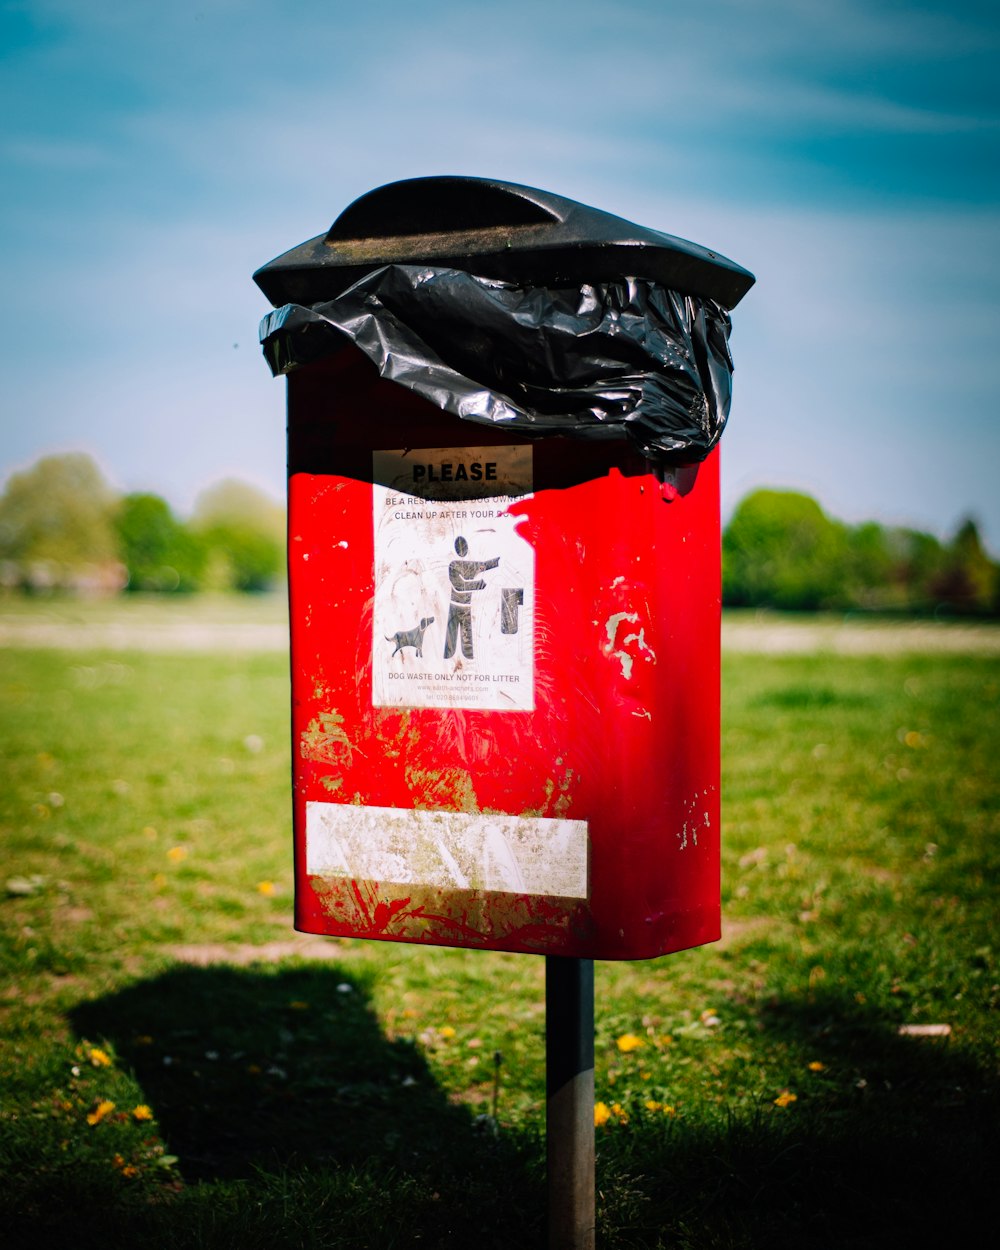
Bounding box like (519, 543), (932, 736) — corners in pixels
(883, 526), (946, 610)
(191, 478), (284, 592)
(115, 493), (205, 592)
(930, 518), (998, 614)
(722, 489), (852, 610)
(846, 521), (896, 609)
(0, 453), (119, 590)
(192, 479), (285, 538)
(198, 523), (282, 592)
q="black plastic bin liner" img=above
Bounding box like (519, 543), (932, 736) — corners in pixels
(260, 263), (735, 465)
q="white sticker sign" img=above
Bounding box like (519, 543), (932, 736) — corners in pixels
(372, 446), (534, 711)
(306, 801), (588, 899)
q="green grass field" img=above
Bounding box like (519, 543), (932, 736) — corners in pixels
(1, 609), (997, 1248)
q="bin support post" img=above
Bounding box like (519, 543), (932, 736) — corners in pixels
(546, 955), (595, 1250)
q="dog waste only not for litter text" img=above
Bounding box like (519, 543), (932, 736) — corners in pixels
(371, 446), (535, 712)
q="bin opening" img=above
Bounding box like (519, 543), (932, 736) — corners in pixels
(327, 178), (560, 240)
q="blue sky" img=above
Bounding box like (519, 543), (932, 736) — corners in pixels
(2, 0), (998, 548)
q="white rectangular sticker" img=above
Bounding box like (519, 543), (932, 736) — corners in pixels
(372, 446), (534, 711)
(306, 801), (588, 899)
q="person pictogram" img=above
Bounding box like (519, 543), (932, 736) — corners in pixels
(444, 536), (499, 660)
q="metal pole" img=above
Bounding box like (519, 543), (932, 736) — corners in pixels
(546, 955), (595, 1250)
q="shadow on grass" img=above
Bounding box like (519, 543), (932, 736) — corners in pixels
(11, 969), (996, 1249)
(75, 962), (477, 1180)
(64, 960), (544, 1249)
(590, 985), (999, 1249)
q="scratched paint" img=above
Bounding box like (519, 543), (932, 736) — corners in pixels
(311, 875), (592, 951)
(402, 764), (480, 814)
(299, 710), (358, 767)
(677, 788), (716, 850)
(604, 611), (657, 680)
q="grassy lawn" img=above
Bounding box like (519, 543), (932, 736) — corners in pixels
(1, 625), (997, 1247)
(0, 590), (291, 627)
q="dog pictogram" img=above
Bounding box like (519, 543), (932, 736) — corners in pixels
(386, 616), (435, 659)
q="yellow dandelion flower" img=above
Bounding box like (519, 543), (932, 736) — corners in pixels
(167, 846), (188, 863)
(773, 1091), (798, 1108)
(616, 1033), (644, 1053)
(611, 1102), (628, 1123)
(288, 1000), (310, 1011)
(131, 1105), (153, 1122)
(88, 1047), (112, 1068)
(661, 1104), (676, 1117)
(257, 880), (275, 896)
(121, 1165), (139, 1179)
(86, 1100), (116, 1125)
(438, 1026), (456, 1039)
(808, 1061), (826, 1072)
(112, 1153), (126, 1169)
(645, 1099), (663, 1112)
(594, 1101), (612, 1127)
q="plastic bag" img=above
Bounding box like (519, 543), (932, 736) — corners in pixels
(260, 263), (735, 464)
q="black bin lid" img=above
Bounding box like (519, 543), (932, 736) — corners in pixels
(254, 176), (754, 311)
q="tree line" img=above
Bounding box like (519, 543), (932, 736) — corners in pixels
(0, 453), (996, 614)
(0, 453), (284, 594)
(724, 488), (998, 616)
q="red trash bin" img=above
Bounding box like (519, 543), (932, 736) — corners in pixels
(255, 177), (754, 960)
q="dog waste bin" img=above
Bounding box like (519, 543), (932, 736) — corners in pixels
(255, 176), (754, 960)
